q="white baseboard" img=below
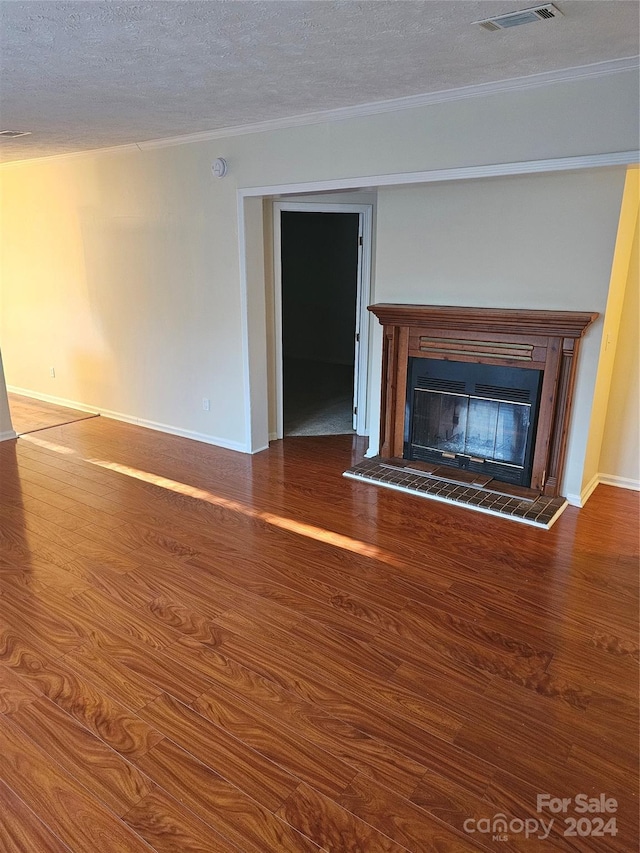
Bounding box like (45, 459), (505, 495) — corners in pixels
(100, 407), (249, 454)
(566, 472), (601, 508)
(567, 471), (640, 507)
(598, 473), (640, 491)
(7, 385), (99, 414)
(8, 386), (249, 454)
(0, 429), (18, 442)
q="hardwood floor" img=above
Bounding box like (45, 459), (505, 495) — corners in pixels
(7, 393), (98, 436)
(0, 415), (637, 852)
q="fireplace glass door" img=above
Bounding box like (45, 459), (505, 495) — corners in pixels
(412, 391), (531, 468)
(405, 359), (542, 486)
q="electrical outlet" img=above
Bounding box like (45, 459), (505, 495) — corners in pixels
(202, 398), (210, 412)
(49, 367), (56, 378)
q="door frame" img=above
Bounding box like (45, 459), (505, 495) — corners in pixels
(272, 201), (373, 439)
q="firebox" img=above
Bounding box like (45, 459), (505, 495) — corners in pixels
(404, 359), (543, 486)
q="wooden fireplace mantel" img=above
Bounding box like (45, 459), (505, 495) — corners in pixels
(369, 304), (598, 497)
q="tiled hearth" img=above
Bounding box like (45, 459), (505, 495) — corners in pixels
(344, 457), (568, 528)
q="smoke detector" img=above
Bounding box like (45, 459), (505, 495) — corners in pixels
(475, 4), (563, 31)
(0, 130), (32, 138)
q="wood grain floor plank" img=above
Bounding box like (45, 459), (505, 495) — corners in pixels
(14, 455), (117, 497)
(0, 583), (87, 653)
(0, 420), (636, 853)
(121, 787), (244, 853)
(217, 603), (398, 678)
(0, 621), (58, 686)
(152, 552), (383, 643)
(338, 773), (510, 853)
(46, 529), (140, 567)
(3, 524), (87, 570)
(473, 680), (637, 774)
(7, 696), (155, 815)
(56, 482), (131, 512)
(0, 613), (80, 663)
(20, 481), (123, 522)
(19, 510), (96, 551)
(125, 557), (246, 621)
(64, 524), (142, 556)
(340, 771), (591, 853)
(0, 715), (154, 853)
(388, 656), (493, 719)
(373, 600), (555, 697)
(127, 496), (417, 613)
(207, 610), (467, 742)
(0, 661), (40, 713)
(277, 782), (412, 853)
(3, 476), (82, 508)
(183, 523), (413, 615)
(4, 559), (92, 596)
(164, 633), (494, 798)
(135, 737), (320, 853)
(117, 521), (201, 560)
(20, 580), (179, 658)
(192, 687), (357, 798)
(138, 693), (299, 811)
(159, 637), (428, 797)
(8, 393), (96, 436)
(188, 553), (383, 641)
(546, 644), (640, 703)
(96, 633), (213, 705)
(16, 445), (119, 490)
(62, 641), (164, 711)
(484, 767), (636, 853)
(72, 585), (182, 650)
(0, 778), (73, 853)
(3, 644), (164, 760)
(0, 565), (50, 597)
(452, 697), (577, 790)
(146, 594), (230, 643)
(65, 558), (153, 605)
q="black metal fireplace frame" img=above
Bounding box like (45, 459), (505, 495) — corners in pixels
(403, 357), (543, 487)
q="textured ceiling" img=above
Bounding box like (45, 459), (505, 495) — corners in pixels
(0, 1), (638, 163)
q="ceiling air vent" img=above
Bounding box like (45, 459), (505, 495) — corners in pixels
(0, 130), (32, 138)
(476, 4), (563, 31)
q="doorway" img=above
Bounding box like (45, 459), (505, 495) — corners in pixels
(273, 202), (373, 439)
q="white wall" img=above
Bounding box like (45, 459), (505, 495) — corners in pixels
(599, 219), (640, 488)
(0, 145), (249, 450)
(371, 170), (626, 498)
(0, 69), (637, 477)
(582, 167), (639, 496)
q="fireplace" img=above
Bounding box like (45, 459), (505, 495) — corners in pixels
(368, 304), (598, 496)
(405, 359), (542, 486)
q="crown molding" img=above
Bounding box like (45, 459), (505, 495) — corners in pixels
(0, 143), (141, 168)
(2, 55), (638, 168)
(139, 56), (639, 152)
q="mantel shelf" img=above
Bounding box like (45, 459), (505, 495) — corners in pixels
(368, 304), (598, 339)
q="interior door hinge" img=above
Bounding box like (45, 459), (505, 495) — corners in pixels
(354, 406), (357, 415)
(358, 235), (363, 246)
(355, 332), (360, 342)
